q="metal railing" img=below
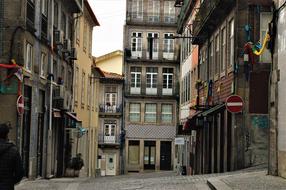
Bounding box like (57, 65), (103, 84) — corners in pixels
(128, 48), (177, 61)
(99, 104), (122, 113)
(98, 134), (120, 144)
(126, 84), (179, 97)
(126, 12), (176, 24)
(192, 0), (235, 36)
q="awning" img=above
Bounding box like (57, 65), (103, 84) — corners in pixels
(65, 112), (81, 122)
(183, 111), (202, 131)
(53, 108), (61, 118)
(199, 104), (225, 117)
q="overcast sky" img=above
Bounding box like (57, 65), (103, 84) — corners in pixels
(88, 0), (126, 57)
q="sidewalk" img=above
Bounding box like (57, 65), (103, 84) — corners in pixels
(207, 170), (286, 190)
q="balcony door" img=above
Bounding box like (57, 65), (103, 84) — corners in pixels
(105, 86), (117, 112)
(144, 141), (156, 170)
(104, 123), (116, 143)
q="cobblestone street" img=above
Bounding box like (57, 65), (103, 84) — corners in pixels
(16, 171), (213, 190)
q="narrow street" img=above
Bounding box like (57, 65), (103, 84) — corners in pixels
(16, 171), (213, 190)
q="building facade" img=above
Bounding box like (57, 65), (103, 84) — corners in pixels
(95, 68), (124, 176)
(72, 0), (100, 177)
(175, 0), (200, 175)
(269, 0), (286, 179)
(123, 0), (180, 172)
(177, 0), (272, 174)
(0, 0), (83, 178)
(94, 50), (123, 75)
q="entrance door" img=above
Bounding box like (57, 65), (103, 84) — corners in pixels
(160, 141), (172, 170)
(22, 86), (31, 177)
(144, 141), (156, 170)
(106, 154), (116, 176)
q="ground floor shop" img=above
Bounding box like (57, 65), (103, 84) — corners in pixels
(125, 139), (174, 172)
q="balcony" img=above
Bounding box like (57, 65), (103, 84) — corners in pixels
(62, 0), (83, 13)
(99, 104), (122, 116)
(127, 49), (178, 62)
(192, 0), (235, 44)
(126, 84), (179, 98)
(177, 0), (197, 34)
(98, 134), (120, 148)
(126, 12), (177, 26)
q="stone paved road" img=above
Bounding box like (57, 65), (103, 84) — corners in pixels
(16, 171), (213, 190)
(16, 165), (267, 190)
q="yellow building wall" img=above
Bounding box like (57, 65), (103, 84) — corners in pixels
(95, 51), (123, 74)
(73, 6), (99, 177)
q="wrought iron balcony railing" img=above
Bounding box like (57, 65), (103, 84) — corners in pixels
(98, 134), (120, 145)
(126, 12), (177, 25)
(192, 0), (235, 43)
(99, 104), (122, 114)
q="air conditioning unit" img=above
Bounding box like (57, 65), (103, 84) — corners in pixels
(63, 39), (71, 52)
(54, 85), (65, 99)
(54, 30), (64, 45)
(70, 48), (77, 60)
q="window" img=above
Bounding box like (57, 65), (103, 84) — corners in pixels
(145, 103), (157, 123)
(221, 27), (226, 74)
(68, 70), (72, 91)
(146, 67), (158, 95)
(53, 59), (57, 80)
(81, 71), (86, 106)
(25, 42), (33, 71)
(147, 33), (159, 59)
(131, 0), (143, 20)
(74, 66), (79, 103)
(161, 104), (173, 123)
(199, 49), (207, 81)
(128, 141), (140, 165)
(76, 19), (80, 42)
(209, 40), (214, 78)
(164, 1), (175, 23)
(130, 67), (141, 94)
(129, 103), (140, 122)
(260, 13), (272, 63)
(105, 86), (117, 106)
(26, 0), (35, 27)
(41, 0), (48, 16)
(229, 19), (234, 67)
(215, 35), (220, 75)
(148, 0), (160, 22)
(164, 33), (174, 53)
(104, 121), (116, 143)
(131, 32), (142, 58)
(40, 52), (46, 77)
(104, 123), (116, 136)
(89, 28), (92, 55)
(163, 68), (173, 95)
(83, 21), (87, 51)
(87, 75), (91, 108)
(61, 12), (66, 37)
(54, 2), (58, 27)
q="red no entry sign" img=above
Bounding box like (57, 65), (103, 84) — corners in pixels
(17, 95), (24, 115)
(225, 95), (243, 113)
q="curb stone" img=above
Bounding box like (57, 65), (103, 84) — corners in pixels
(207, 177), (232, 190)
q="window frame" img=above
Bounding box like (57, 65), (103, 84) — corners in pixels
(129, 103), (141, 122)
(161, 104), (173, 124)
(144, 103), (157, 123)
(25, 42), (33, 72)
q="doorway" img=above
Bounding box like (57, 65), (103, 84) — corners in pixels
(106, 154), (116, 176)
(144, 141), (156, 170)
(22, 85), (31, 177)
(160, 141), (172, 170)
